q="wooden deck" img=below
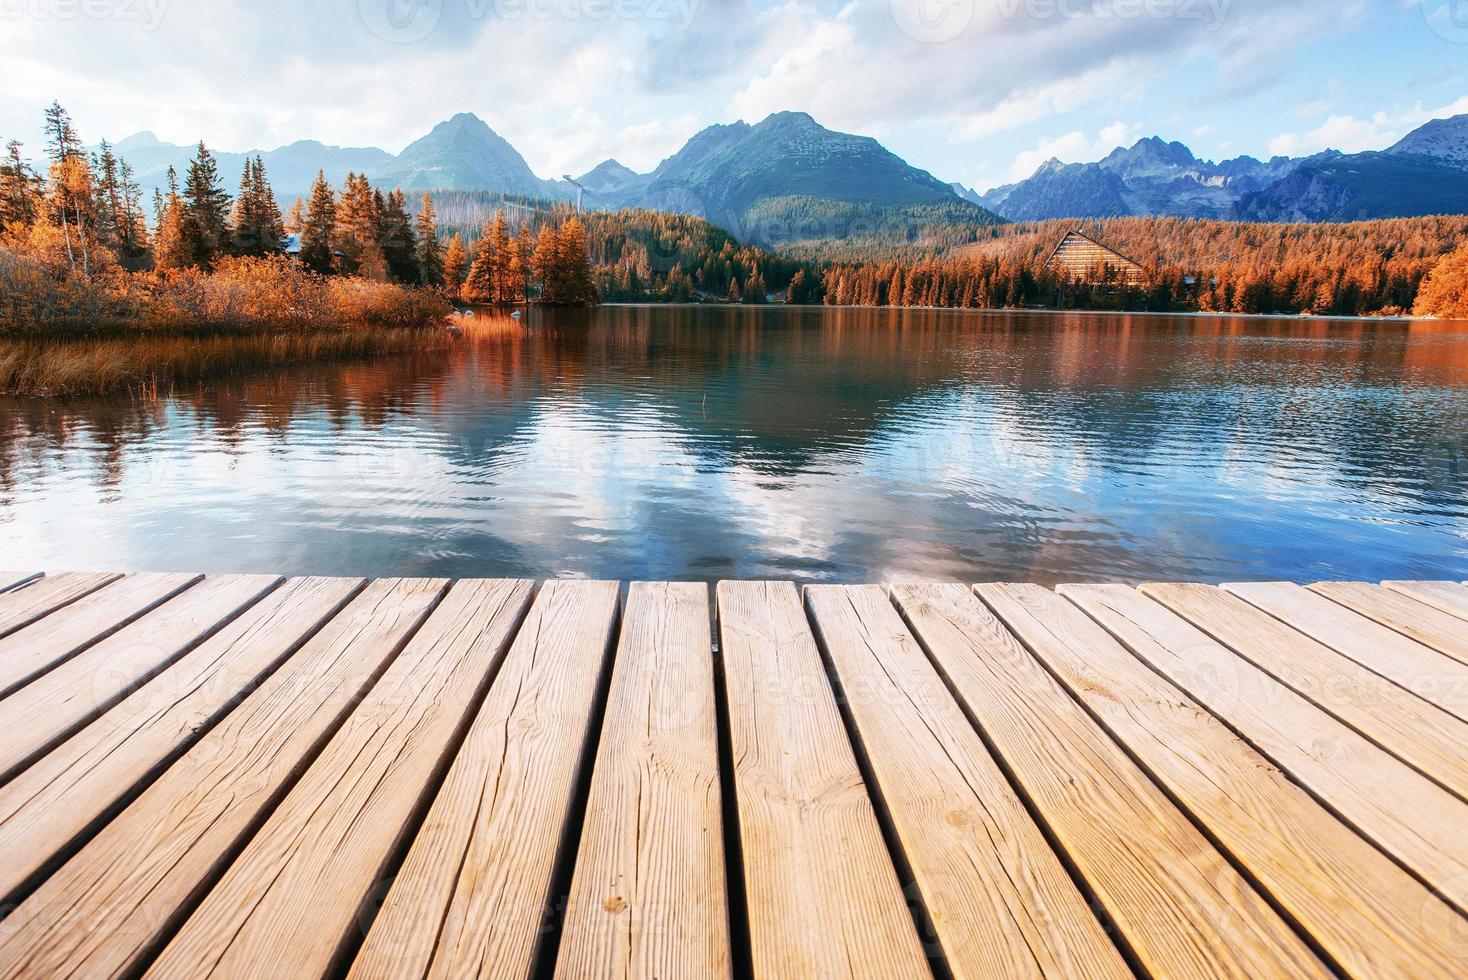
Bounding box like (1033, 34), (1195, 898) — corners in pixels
(0, 572), (1464, 978)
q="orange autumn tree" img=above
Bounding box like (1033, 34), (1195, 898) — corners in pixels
(1413, 244), (1468, 320)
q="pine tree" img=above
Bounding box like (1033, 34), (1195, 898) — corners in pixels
(415, 194), (444, 287)
(443, 233), (468, 295)
(43, 101), (83, 164)
(300, 170), (337, 274)
(380, 189), (418, 283)
(92, 139), (123, 250)
(232, 155), (285, 256)
(180, 142), (232, 269)
(0, 140), (38, 230)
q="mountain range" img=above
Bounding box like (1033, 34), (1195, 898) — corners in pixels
(107, 110), (1468, 240)
(979, 115), (1468, 223)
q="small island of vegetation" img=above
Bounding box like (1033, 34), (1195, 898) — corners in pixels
(0, 103), (598, 396)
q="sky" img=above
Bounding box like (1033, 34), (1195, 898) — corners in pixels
(0, 0), (1465, 193)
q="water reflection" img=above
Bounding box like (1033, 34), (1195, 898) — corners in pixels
(2, 306), (1466, 584)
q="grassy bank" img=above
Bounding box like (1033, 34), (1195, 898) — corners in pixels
(0, 250), (456, 396)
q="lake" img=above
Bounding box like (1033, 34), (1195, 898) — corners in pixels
(3, 306), (1466, 585)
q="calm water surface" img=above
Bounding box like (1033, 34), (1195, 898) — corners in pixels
(3, 306), (1467, 584)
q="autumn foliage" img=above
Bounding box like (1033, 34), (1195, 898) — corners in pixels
(1413, 244), (1468, 320)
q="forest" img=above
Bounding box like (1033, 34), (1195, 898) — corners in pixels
(818, 216), (1468, 317)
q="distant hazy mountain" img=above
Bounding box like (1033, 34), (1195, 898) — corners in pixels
(585, 111), (997, 244)
(108, 131), (393, 203)
(1386, 113), (1468, 168)
(1235, 152), (1468, 222)
(979, 137), (1311, 221)
(575, 159), (650, 201)
(975, 114), (1468, 224)
(371, 112), (564, 199)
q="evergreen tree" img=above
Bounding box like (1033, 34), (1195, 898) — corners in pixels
(380, 188), (418, 283)
(92, 139), (124, 250)
(43, 101), (83, 163)
(442, 233), (468, 295)
(180, 142), (232, 269)
(300, 170), (337, 274)
(0, 140), (38, 229)
(415, 194), (444, 287)
(232, 155), (285, 256)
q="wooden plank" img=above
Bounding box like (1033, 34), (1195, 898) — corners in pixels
(981, 583), (1468, 980)
(1225, 582), (1468, 722)
(1145, 583), (1468, 800)
(1311, 581), (1468, 666)
(1061, 584), (1468, 914)
(887, 584), (1325, 979)
(0, 576), (462, 980)
(1384, 580), (1468, 623)
(555, 583), (730, 980)
(0, 572), (203, 699)
(0, 576), (364, 905)
(0, 574), (282, 784)
(808, 586), (1138, 978)
(347, 580), (620, 980)
(714, 581), (930, 979)
(0, 572), (41, 594)
(0, 571), (122, 641)
(149, 577), (530, 980)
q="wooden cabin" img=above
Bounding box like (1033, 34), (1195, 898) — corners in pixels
(1046, 229), (1147, 287)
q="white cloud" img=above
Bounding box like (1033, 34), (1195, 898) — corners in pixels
(1267, 95), (1468, 157)
(1001, 121), (1143, 182)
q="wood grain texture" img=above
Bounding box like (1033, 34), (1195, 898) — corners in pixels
(887, 584), (1324, 979)
(981, 583), (1468, 979)
(0, 571), (123, 641)
(0, 572), (203, 699)
(1061, 583), (1468, 914)
(809, 585), (1134, 979)
(1384, 581), (1468, 623)
(716, 581), (930, 980)
(0, 575), (362, 905)
(0, 577), (445, 980)
(348, 580), (621, 980)
(1224, 582), (1468, 722)
(147, 578), (531, 980)
(1310, 582), (1468, 666)
(556, 583), (730, 980)
(1145, 583), (1468, 800)
(0, 572), (41, 594)
(0, 573), (281, 784)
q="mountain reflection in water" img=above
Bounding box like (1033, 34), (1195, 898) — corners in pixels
(3, 306), (1466, 584)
